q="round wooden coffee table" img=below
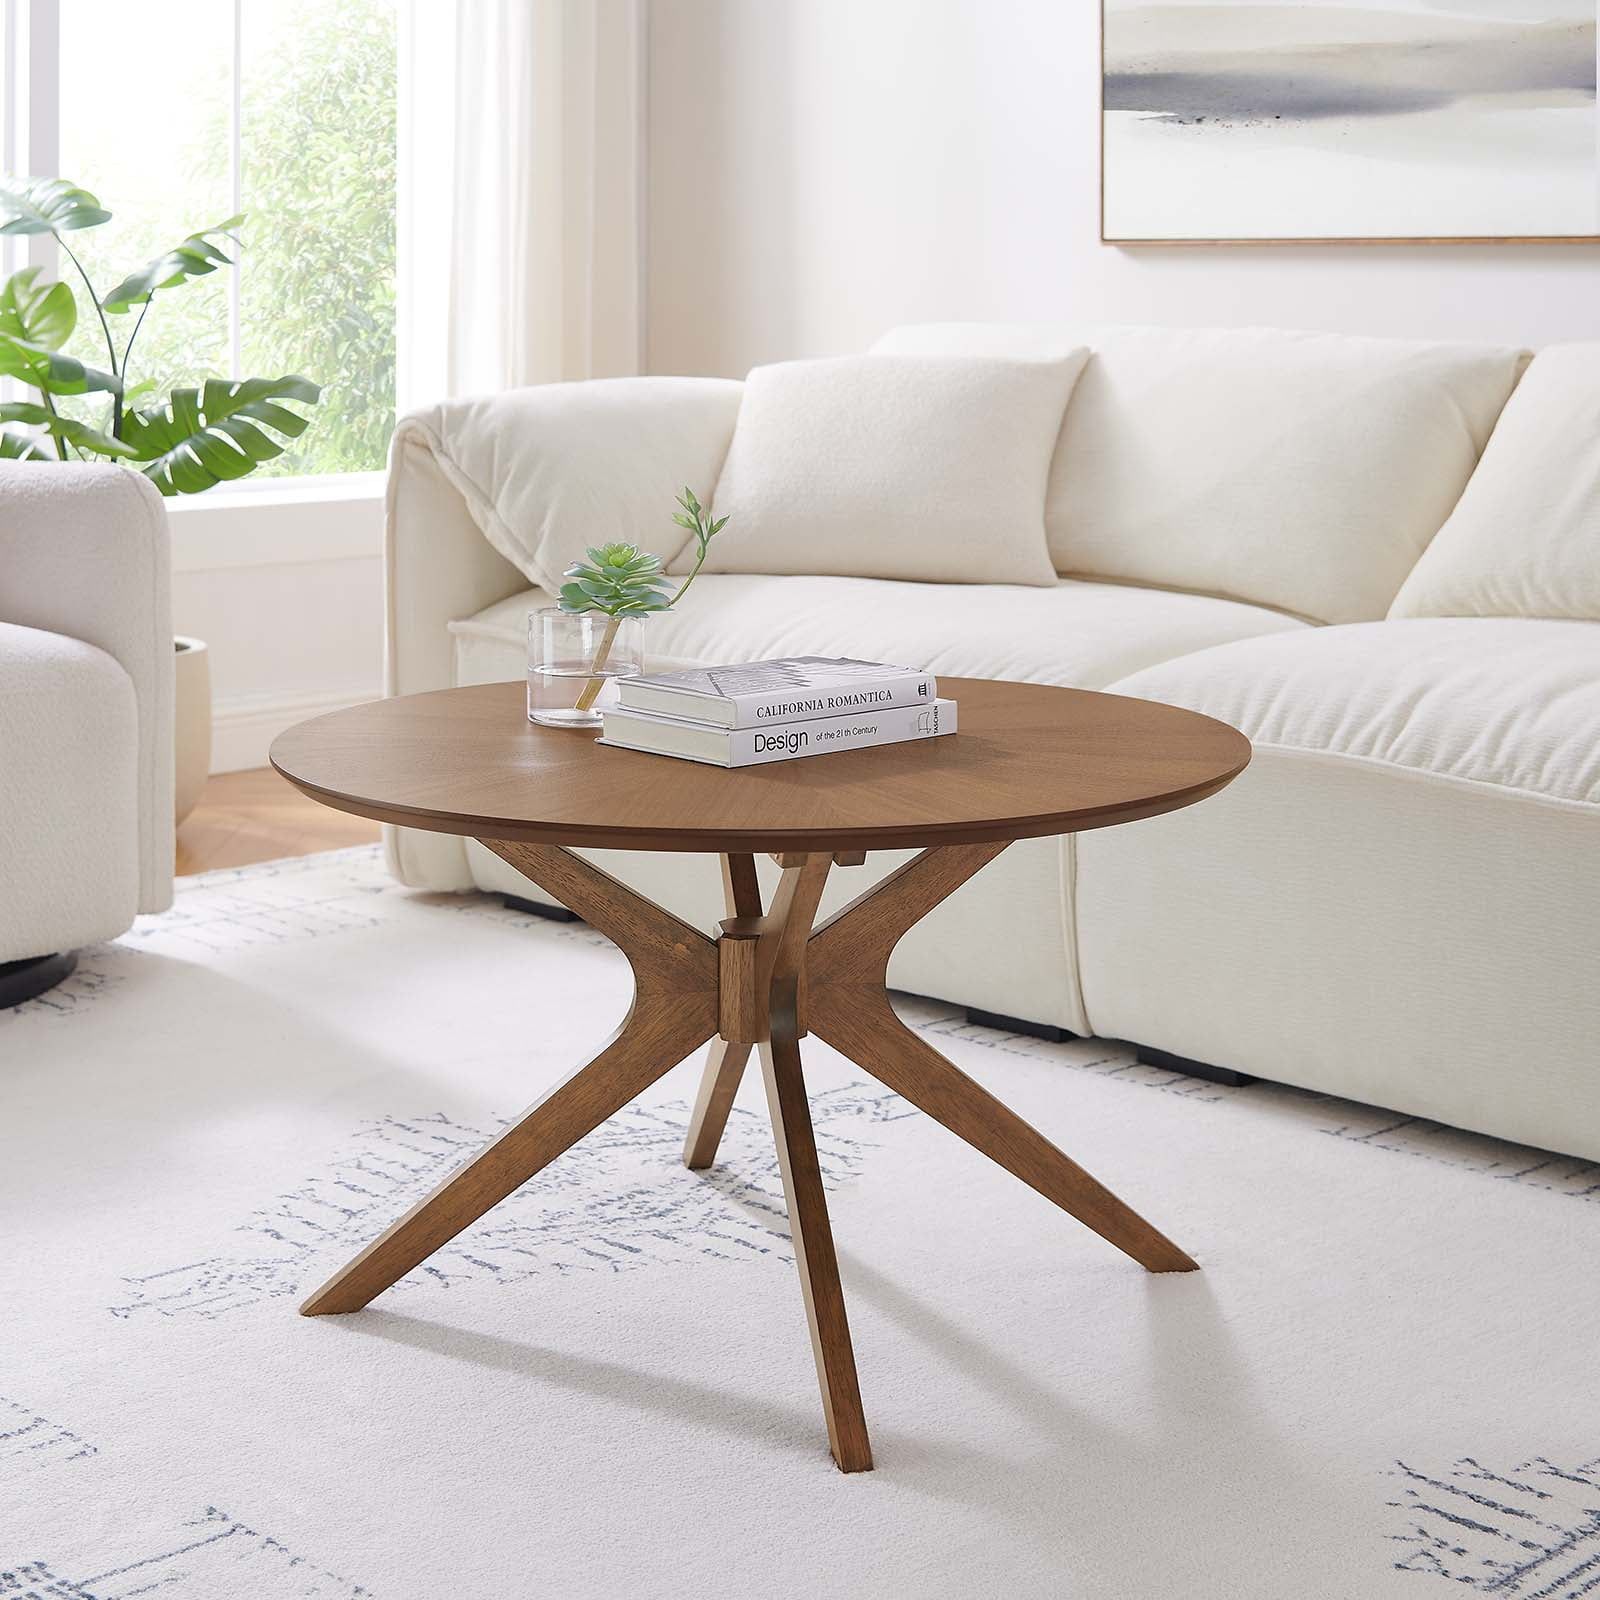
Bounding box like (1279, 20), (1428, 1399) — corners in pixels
(271, 676), (1249, 1473)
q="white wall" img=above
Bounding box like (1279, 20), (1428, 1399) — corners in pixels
(646, 0), (1600, 376)
(169, 484), (384, 773)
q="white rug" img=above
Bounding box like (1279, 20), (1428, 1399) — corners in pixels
(5, 847), (1599, 1600)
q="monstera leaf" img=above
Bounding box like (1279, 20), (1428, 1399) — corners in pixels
(0, 266), (77, 347)
(120, 376), (320, 495)
(0, 173), (320, 491)
(0, 331), (118, 395)
(0, 429), (50, 459)
(0, 176), (110, 235)
(0, 401), (137, 459)
(101, 217), (245, 314)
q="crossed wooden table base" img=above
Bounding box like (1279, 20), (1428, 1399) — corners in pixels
(301, 839), (1198, 1473)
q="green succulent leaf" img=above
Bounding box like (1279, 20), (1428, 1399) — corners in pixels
(577, 542), (663, 576)
(101, 217), (245, 314)
(555, 490), (732, 616)
(120, 375), (320, 495)
(0, 266), (77, 348)
(0, 176), (111, 235)
(0, 331), (119, 395)
(558, 539), (679, 615)
(0, 401), (138, 458)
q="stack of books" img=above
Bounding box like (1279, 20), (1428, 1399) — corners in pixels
(599, 656), (957, 767)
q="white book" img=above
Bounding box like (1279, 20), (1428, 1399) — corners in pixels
(615, 655), (936, 728)
(599, 698), (957, 768)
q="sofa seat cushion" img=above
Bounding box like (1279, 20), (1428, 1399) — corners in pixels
(447, 572), (1310, 691)
(1107, 617), (1600, 809)
(874, 322), (1528, 625)
(0, 621), (140, 960)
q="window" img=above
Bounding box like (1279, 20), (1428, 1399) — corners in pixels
(2, 0), (397, 481)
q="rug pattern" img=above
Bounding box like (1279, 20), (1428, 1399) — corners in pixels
(1, 1507), (371, 1600)
(5, 846), (1597, 1600)
(110, 1086), (915, 1321)
(1390, 1456), (1600, 1594)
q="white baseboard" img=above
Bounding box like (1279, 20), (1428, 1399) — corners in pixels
(211, 686), (381, 775)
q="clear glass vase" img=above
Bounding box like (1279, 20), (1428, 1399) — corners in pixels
(527, 609), (644, 729)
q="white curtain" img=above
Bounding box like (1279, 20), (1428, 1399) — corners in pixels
(397, 0), (645, 408)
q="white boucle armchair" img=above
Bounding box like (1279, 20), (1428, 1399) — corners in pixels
(0, 462), (174, 1004)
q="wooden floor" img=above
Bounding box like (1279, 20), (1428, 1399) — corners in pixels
(176, 767), (380, 876)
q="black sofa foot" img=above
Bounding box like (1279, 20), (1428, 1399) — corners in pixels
(0, 951), (79, 1009)
(965, 1007), (1079, 1043)
(500, 893), (580, 924)
(1135, 1044), (1255, 1088)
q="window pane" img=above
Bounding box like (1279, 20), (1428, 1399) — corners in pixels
(239, 0), (397, 477)
(57, 0), (233, 405)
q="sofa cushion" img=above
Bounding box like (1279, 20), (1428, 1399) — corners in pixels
(874, 323), (1528, 624)
(679, 353), (1085, 586)
(448, 572), (1308, 692)
(1105, 617), (1600, 809)
(393, 377), (745, 596)
(1391, 343), (1600, 623)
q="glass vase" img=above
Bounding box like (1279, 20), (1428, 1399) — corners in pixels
(527, 609), (644, 729)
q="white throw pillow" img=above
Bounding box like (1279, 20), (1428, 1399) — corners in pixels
(679, 353), (1087, 586)
(1390, 343), (1600, 622)
(398, 377), (745, 595)
(874, 323), (1528, 622)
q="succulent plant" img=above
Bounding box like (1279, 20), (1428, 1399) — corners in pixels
(558, 542), (672, 617)
(558, 488), (728, 619)
(562, 486), (730, 711)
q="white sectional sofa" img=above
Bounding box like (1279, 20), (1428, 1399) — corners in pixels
(0, 463), (175, 1003)
(383, 325), (1600, 1162)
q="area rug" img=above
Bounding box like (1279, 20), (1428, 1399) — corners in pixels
(4, 847), (1598, 1599)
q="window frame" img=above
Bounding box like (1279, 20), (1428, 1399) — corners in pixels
(1, 0), (393, 523)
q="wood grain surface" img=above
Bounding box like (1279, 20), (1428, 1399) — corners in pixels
(270, 677), (1250, 854)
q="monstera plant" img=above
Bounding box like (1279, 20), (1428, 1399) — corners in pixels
(0, 176), (319, 491)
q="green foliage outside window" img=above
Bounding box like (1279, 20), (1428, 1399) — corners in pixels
(239, 0), (397, 476)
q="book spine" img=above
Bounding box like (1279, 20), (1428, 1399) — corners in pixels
(729, 673), (936, 728)
(726, 699), (955, 767)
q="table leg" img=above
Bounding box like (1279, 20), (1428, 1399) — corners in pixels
(299, 836), (1196, 1476)
(300, 841), (719, 1315)
(761, 1033), (872, 1473)
(752, 852), (875, 1471)
(300, 1008), (713, 1314)
(683, 1036), (752, 1170)
(806, 841), (1199, 1275)
(810, 989), (1196, 1273)
(683, 853), (763, 1169)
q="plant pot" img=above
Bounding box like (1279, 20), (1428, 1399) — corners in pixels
(174, 636), (212, 826)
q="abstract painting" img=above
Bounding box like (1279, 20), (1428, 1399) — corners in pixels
(1102, 0), (1600, 241)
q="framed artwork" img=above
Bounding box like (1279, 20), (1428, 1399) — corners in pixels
(1101, 0), (1600, 244)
